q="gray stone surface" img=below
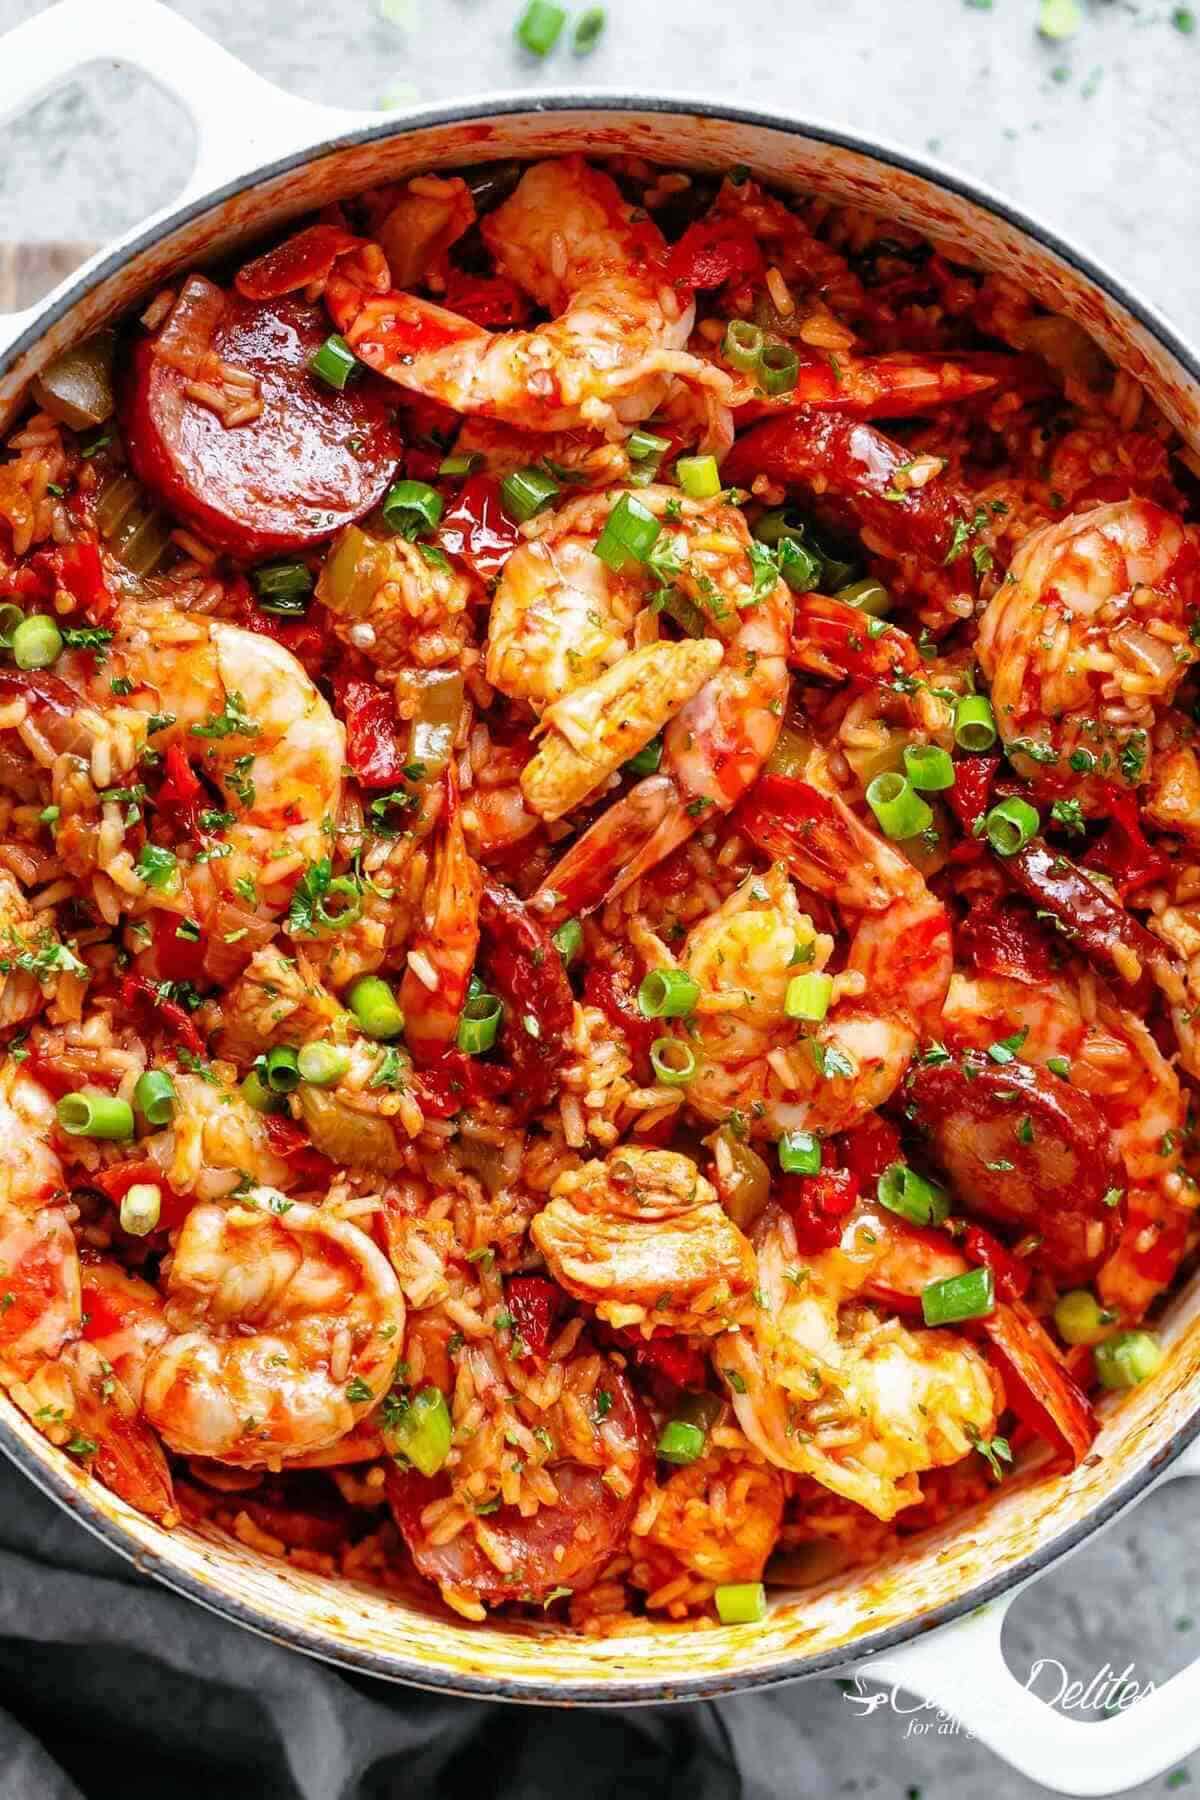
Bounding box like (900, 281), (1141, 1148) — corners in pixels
(0, 2), (1197, 1795)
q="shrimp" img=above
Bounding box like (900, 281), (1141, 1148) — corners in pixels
(142, 1068), (292, 1200)
(0, 869), (61, 1030)
(938, 969), (1195, 1319)
(399, 773), (482, 1065)
(141, 1193), (404, 1465)
(719, 1204), (1000, 1521)
(650, 776), (949, 1139)
(531, 491), (792, 915)
(632, 1448), (786, 1592)
(976, 500), (1200, 796)
(325, 158), (731, 436)
(531, 1147), (756, 1335)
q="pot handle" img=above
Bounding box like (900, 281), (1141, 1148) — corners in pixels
(0, 0), (383, 352)
(864, 1440), (1200, 1797)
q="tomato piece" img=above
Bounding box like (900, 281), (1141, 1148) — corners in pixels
(907, 1054), (1122, 1283)
(957, 892), (1053, 985)
(618, 1330), (708, 1390)
(154, 742), (205, 835)
(839, 1114), (902, 1187)
(121, 974), (205, 1059)
(332, 673), (409, 790)
(789, 592), (920, 683)
(261, 1114), (337, 1188)
(90, 1160), (193, 1233)
(124, 291), (402, 560)
(666, 217), (764, 289)
(582, 950), (658, 1078)
(150, 908), (207, 987)
(437, 475), (521, 582)
(477, 882), (575, 1123)
(960, 1223), (1031, 1303)
(415, 1050), (511, 1119)
(1082, 784), (1170, 898)
(506, 1276), (565, 1358)
(946, 754), (999, 832)
(778, 1167), (860, 1253)
(235, 224), (364, 301)
(440, 269), (532, 328)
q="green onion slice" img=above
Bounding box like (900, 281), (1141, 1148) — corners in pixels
(676, 454), (721, 499)
(785, 972), (832, 1022)
(637, 968), (699, 1019)
(552, 917), (583, 967)
(310, 333), (358, 390)
(866, 771), (933, 841)
(56, 1089), (134, 1141)
(1053, 1289), (1114, 1347)
(877, 1162), (950, 1228)
(624, 735), (663, 777)
(903, 743), (955, 792)
(778, 1129), (821, 1175)
(457, 992), (503, 1055)
(953, 693), (997, 752)
(348, 975), (405, 1042)
(382, 480), (444, 539)
(387, 1385), (453, 1475)
(133, 1069), (176, 1126)
(723, 319), (765, 374)
(594, 492), (662, 571)
(119, 1182), (162, 1238)
(438, 453), (481, 478)
(650, 1037), (696, 1085)
(1093, 1328), (1161, 1390)
(836, 577), (891, 617)
(985, 796), (1040, 857)
(516, 0), (567, 54)
(657, 1419), (705, 1464)
(628, 429), (671, 463)
(254, 560), (313, 615)
(265, 1045), (301, 1093)
(922, 1267), (996, 1326)
(297, 1041), (352, 1087)
(12, 614), (63, 671)
(715, 1582), (766, 1625)
(500, 466), (559, 523)
(759, 339), (799, 396)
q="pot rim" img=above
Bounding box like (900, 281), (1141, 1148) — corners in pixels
(4, 89), (1199, 1704)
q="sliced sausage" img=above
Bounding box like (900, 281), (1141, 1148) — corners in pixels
(1007, 839), (1171, 1007)
(387, 1362), (649, 1605)
(123, 290), (401, 560)
(907, 1054), (1122, 1283)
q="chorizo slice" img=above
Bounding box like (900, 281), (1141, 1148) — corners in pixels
(123, 289), (401, 560)
(907, 1054), (1122, 1283)
(386, 1362), (649, 1606)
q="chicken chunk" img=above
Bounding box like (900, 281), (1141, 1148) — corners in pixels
(0, 870), (66, 1030)
(215, 943), (342, 1065)
(532, 1147), (755, 1333)
(635, 1449), (786, 1587)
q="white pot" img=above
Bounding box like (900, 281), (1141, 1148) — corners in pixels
(2, 6), (1199, 1792)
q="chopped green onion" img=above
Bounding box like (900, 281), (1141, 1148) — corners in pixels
(12, 614), (63, 670)
(388, 1385), (453, 1474)
(1094, 1329), (1161, 1390)
(954, 693), (997, 752)
(624, 735), (663, 777)
(135, 843), (180, 892)
(309, 332), (358, 390)
(657, 1419), (705, 1464)
(922, 1267), (995, 1326)
(501, 465), (559, 523)
(866, 771), (933, 841)
(552, 917), (583, 967)
(0, 603), (23, 645)
(836, 577), (891, 618)
(723, 319), (764, 374)
(785, 972), (832, 1022)
(903, 743), (955, 792)
(297, 1041), (352, 1087)
(40, 805), (59, 827)
(382, 479), (443, 538)
(650, 1036), (696, 1086)
(1054, 1289), (1115, 1347)
(985, 797), (1040, 857)
(56, 1089), (134, 1141)
(254, 560), (313, 615)
(265, 1045), (301, 1093)
(458, 992), (502, 1054)
(438, 453), (481, 478)
(715, 1582), (766, 1625)
(133, 1069), (176, 1126)
(594, 492), (662, 571)
(1038, 0), (1082, 39)
(516, 0), (566, 53)
(759, 340), (799, 396)
(241, 1067), (281, 1113)
(676, 454), (721, 500)
(349, 975), (405, 1041)
(777, 538), (822, 592)
(120, 1182), (162, 1237)
(572, 5), (606, 51)
(637, 968), (699, 1019)
(314, 877), (363, 933)
(753, 507), (807, 549)
(628, 429), (671, 463)
(779, 1129), (821, 1175)
(877, 1162), (950, 1228)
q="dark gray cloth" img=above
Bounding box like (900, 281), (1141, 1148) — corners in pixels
(0, 1457), (820, 1800)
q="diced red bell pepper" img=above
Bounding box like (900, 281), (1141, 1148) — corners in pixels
(438, 476), (521, 583)
(946, 754), (1000, 832)
(10, 537), (112, 621)
(235, 223), (363, 301)
(838, 1115), (902, 1188)
(121, 974), (206, 1058)
(154, 742), (205, 835)
(261, 1114), (337, 1187)
(1082, 784), (1169, 898)
(957, 892), (1052, 985)
(622, 1330), (707, 1390)
(415, 1049), (512, 1119)
(779, 1166), (860, 1254)
(151, 908), (207, 986)
(441, 269), (532, 328)
(666, 217), (764, 290)
(333, 673), (410, 790)
(961, 1222), (1031, 1302)
(506, 1276), (565, 1358)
